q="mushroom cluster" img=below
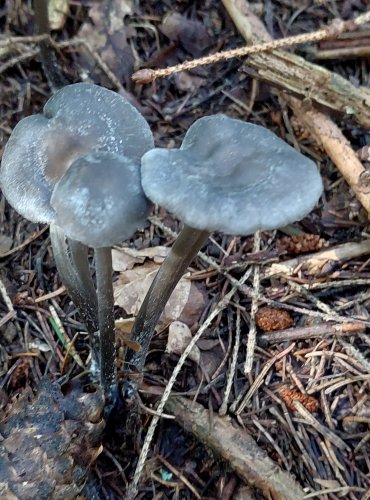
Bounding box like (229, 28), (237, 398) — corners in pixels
(1, 85), (323, 397)
(127, 115), (323, 369)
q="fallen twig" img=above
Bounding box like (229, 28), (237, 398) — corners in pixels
(264, 239), (370, 277)
(165, 395), (305, 500)
(258, 321), (365, 345)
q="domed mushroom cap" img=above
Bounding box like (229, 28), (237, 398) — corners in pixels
(0, 83), (154, 224)
(141, 115), (323, 235)
(0, 114), (55, 223)
(51, 152), (151, 248)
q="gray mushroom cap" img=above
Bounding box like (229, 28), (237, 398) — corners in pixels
(141, 115), (323, 235)
(0, 83), (154, 225)
(51, 152), (151, 248)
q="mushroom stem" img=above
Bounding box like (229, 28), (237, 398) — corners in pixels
(34, 0), (67, 91)
(127, 225), (209, 371)
(50, 225), (100, 377)
(94, 247), (117, 403)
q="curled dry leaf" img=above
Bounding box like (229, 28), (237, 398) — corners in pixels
(166, 321), (201, 364)
(112, 246), (169, 271)
(113, 261), (205, 328)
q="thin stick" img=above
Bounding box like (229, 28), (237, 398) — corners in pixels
(0, 276), (14, 312)
(219, 307), (241, 416)
(95, 247), (117, 403)
(258, 321), (364, 345)
(244, 230), (261, 374)
(132, 12), (370, 83)
(0, 34), (50, 46)
(49, 304), (84, 367)
(33, 0), (66, 90)
(127, 225), (209, 371)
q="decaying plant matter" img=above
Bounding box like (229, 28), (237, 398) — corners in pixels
(0, 379), (105, 499)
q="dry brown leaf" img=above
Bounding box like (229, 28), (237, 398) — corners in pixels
(112, 246), (169, 272)
(77, 0), (135, 85)
(113, 262), (205, 328)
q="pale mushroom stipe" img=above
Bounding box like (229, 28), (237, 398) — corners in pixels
(127, 115), (323, 370)
(0, 83), (154, 400)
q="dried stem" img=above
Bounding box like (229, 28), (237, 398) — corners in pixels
(244, 230), (261, 374)
(50, 225), (99, 376)
(95, 247), (117, 403)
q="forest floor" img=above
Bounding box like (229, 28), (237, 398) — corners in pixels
(0, 0), (370, 499)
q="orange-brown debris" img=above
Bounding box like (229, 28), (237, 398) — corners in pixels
(278, 234), (324, 255)
(256, 307), (294, 332)
(279, 386), (319, 413)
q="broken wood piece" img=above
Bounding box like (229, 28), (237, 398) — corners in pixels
(264, 239), (370, 277)
(308, 29), (370, 60)
(165, 396), (305, 500)
(258, 321), (365, 345)
(243, 50), (370, 130)
(291, 101), (370, 215)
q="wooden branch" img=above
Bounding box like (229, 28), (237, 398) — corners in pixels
(264, 239), (370, 277)
(165, 396), (305, 500)
(258, 321), (365, 345)
(221, 0), (370, 217)
(243, 50), (370, 130)
(290, 101), (370, 215)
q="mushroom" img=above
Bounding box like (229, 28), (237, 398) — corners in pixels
(0, 83), (153, 399)
(127, 115), (323, 370)
(0, 83), (153, 225)
(50, 152), (150, 248)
